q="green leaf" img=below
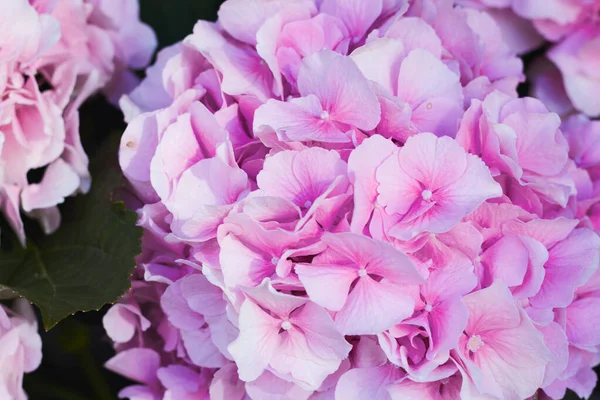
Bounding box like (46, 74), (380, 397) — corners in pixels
(0, 133), (142, 330)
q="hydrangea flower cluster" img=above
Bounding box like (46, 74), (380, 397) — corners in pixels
(458, 0), (600, 118)
(105, 0), (600, 399)
(0, 0), (156, 244)
(0, 300), (42, 399)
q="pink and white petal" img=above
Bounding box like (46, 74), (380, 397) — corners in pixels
(348, 134), (397, 234)
(181, 329), (228, 368)
(20, 159), (79, 212)
(409, 96), (463, 138)
(270, 328), (343, 390)
(219, 233), (274, 289)
(321, 232), (423, 284)
(209, 363), (246, 400)
(227, 299), (281, 382)
(532, 228), (600, 309)
(384, 17), (442, 58)
(257, 147), (347, 206)
(565, 297), (600, 348)
(335, 366), (401, 400)
(462, 281), (521, 334)
(439, 153), (502, 217)
(1, 185), (25, 245)
(254, 95), (350, 143)
(218, 0), (316, 45)
(105, 348), (160, 385)
(335, 277), (415, 335)
(320, 0), (383, 42)
(245, 370), (312, 400)
(396, 49), (462, 111)
(298, 50), (381, 130)
(242, 278), (308, 318)
(160, 280), (204, 331)
(480, 234), (530, 288)
(179, 274), (225, 317)
(256, 6), (315, 96)
(538, 322), (569, 388)
(350, 38), (405, 93)
(375, 150), (421, 216)
(428, 298), (469, 359)
(103, 303), (150, 343)
(387, 379), (444, 400)
(402, 133), (469, 191)
(502, 218), (577, 248)
(291, 302), (351, 360)
(295, 263), (357, 311)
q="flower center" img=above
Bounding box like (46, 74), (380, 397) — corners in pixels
(467, 334), (485, 352)
(320, 110), (330, 120)
(281, 320), (292, 330)
(424, 304), (433, 312)
(421, 189), (433, 201)
(271, 256), (280, 265)
(304, 200), (313, 208)
(357, 268), (368, 277)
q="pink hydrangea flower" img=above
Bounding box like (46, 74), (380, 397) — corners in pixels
(104, 0), (600, 399)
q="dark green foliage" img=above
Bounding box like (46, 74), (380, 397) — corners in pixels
(0, 133), (142, 330)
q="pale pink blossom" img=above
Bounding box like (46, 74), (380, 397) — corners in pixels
(457, 281), (552, 400)
(296, 232), (424, 334)
(228, 279), (351, 390)
(377, 132), (502, 240)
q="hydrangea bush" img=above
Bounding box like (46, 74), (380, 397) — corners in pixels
(102, 0), (600, 399)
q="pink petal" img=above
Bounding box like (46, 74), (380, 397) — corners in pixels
(242, 278), (308, 318)
(348, 134), (398, 234)
(254, 95), (351, 143)
(292, 302), (352, 361)
(428, 297), (469, 359)
(351, 38), (405, 94)
(218, 0), (316, 45)
(245, 370), (312, 400)
(566, 297), (600, 348)
(160, 280), (204, 331)
(181, 328), (228, 368)
(298, 50), (381, 131)
(179, 273), (225, 317)
(538, 322), (569, 388)
(105, 348), (160, 385)
(170, 157), (248, 241)
(462, 281), (521, 334)
(335, 366), (401, 400)
(335, 277), (415, 335)
(396, 49), (462, 117)
(257, 147), (348, 208)
(103, 304), (150, 344)
(209, 363), (246, 400)
(532, 228), (600, 309)
(269, 326), (345, 390)
(227, 299), (280, 382)
(383, 17), (442, 58)
(20, 158), (79, 212)
(320, 0), (383, 42)
(295, 263), (357, 311)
